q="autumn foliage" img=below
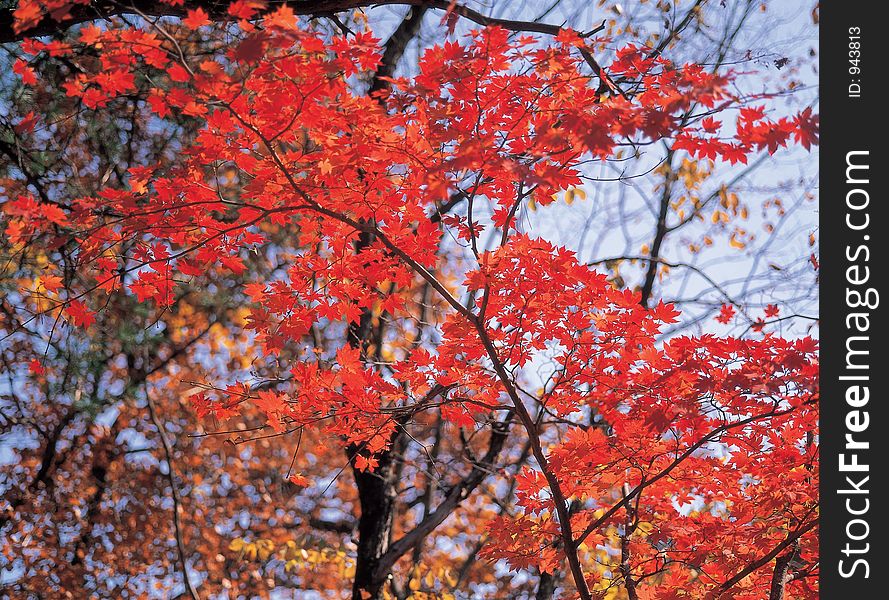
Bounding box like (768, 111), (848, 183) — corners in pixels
(2, 1), (818, 599)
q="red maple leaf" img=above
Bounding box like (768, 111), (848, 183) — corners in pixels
(715, 303), (735, 324)
(65, 300), (95, 328)
(182, 7), (210, 29)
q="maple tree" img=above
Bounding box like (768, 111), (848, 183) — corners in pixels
(1, 1), (818, 599)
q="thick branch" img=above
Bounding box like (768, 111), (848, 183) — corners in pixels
(768, 542), (797, 600)
(2, 0), (600, 44)
(535, 571), (558, 600)
(639, 151), (674, 307)
(368, 6), (428, 95)
(715, 518), (816, 598)
(473, 326), (592, 600)
(373, 415), (511, 581)
(618, 484), (639, 600)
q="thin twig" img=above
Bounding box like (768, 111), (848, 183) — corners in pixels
(145, 385), (200, 600)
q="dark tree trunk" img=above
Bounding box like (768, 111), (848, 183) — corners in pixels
(535, 570), (558, 600)
(350, 439), (402, 600)
(768, 545), (798, 600)
(346, 9), (429, 598)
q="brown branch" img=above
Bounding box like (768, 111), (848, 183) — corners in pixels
(574, 401), (811, 548)
(368, 6), (428, 95)
(535, 570), (559, 600)
(618, 484), (639, 600)
(473, 326), (592, 600)
(409, 412), (443, 567)
(145, 387), (200, 600)
(452, 438), (533, 591)
(372, 414), (512, 581)
(639, 150), (675, 307)
(308, 517), (356, 535)
(714, 518), (817, 598)
(768, 540), (798, 600)
(29, 405), (78, 491)
(589, 255), (745, 314)
(0, 138), (53, 205)
(648, 0), (706, 61)
(2, 0), (603, 44)
(223, 104), (475, 323)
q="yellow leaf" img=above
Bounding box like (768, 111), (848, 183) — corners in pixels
(604, 581), (627, 599)
(256, 539), (274, 561)
(565, 186), (587, 204)
(283, 540), (298, 561)
(636, 521), (655, 535)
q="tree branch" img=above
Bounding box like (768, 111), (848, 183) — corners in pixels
(145, 385), (200, 600)
(2, 0), (604, 44)
(639, 150), (675, 307)
(715, 518), (816, 598)
(368, 6), (428, 95)
(373, 414), (512, 581)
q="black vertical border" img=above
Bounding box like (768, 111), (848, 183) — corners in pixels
(821, 3), (882, 597)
